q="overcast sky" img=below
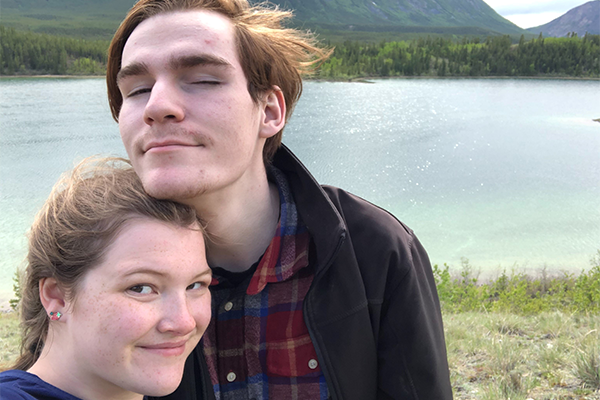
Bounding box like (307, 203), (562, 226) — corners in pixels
(483, 0), (592, 28)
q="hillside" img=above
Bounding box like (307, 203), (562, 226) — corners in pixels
(527, 0), (600, 37)
(0, 0), (134, 39)
(271, 0), (525, 34)
(0, 0), (526, 40)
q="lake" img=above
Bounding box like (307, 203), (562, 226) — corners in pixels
(0, 77), (599, 306)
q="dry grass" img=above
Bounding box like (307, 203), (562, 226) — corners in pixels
(0, 312), (20, 371)
(445, 311), (600, 399)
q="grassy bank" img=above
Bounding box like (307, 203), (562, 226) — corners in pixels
(1, 261), (598, 398)
(439, 255), (600, 398)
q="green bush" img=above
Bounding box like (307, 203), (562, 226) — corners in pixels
(433, 252), (600, 314)
(9, 270), (21, 312)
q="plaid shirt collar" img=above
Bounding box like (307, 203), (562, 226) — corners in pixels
(203, 166), (327, 399)
(211, 165), (310, 294)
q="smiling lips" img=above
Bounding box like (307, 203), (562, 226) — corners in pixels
(140, 340), (188, 356)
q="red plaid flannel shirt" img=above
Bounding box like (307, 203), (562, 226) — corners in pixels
(202, 167), (329, 400)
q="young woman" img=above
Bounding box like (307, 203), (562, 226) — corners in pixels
(0, 157), (212, 400)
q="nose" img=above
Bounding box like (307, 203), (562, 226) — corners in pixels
(157, 294), (197, 336)
(143, 81), (185, 125)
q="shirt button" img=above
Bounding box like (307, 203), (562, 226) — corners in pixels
(308, 359), (318, 370)
(224, 302), (233, 311)
(226, 371), (236, 382)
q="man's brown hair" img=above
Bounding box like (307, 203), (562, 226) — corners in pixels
(107, 0), (331, 161)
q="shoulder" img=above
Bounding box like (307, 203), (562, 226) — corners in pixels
(0, 370), (30, 387)
(321, 186), (432, 288)
(319, 185), (438, 306)
(0, 370), (35, 399)
(0, 370), (80, 400)
(321, 185), (416, 248)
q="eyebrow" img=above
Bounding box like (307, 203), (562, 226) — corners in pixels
(117, 54), (233, 84)
(116, 61), (150, 84)
(170, 54), (232, 71)
(122, 267), (212, 280)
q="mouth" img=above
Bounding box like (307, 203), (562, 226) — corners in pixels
(143, 140), (202, 153)
(139, 340), (188, 357)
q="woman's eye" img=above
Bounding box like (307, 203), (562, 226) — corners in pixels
(128, 284), (154, 294)
(186, 282), (206, 291)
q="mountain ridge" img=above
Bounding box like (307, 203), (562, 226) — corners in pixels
(0, 0), (526, 39)
(527, 0), (600, 37)
(270, 0), (524, 34)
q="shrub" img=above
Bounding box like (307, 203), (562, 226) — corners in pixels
(9, 270), (21, 312)
(433, 252), (600, 314)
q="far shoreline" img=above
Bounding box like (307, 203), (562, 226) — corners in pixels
(1, 74), (599, 81)
(0, 75), (102, 79)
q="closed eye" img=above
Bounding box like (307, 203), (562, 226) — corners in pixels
(127, 87), (152, 97)
(191, 80), (221, 85)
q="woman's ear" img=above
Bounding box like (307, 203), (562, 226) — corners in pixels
(39, 278), (67, 318)
(258, 86), (286, 139)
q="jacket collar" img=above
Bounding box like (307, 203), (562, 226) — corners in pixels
(272, 144), (347, 275)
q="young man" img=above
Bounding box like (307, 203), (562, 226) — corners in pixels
(107, 1), (453, 399)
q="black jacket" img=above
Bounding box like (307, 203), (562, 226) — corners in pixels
(160, 145), (453, 400)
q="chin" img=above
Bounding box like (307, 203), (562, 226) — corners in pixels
(141, 384), (181, 398)
(128, 372), (185, 398)
(142, 177), (207, 202)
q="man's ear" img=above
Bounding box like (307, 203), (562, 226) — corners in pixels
(39, 277), (67, 316)
(258, 86), (286, 139)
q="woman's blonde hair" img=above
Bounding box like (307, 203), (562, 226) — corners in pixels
(13, 157), (200, 370)
(106, 0), (332, 162)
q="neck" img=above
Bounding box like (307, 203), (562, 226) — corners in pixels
(191, 164), (280, 272)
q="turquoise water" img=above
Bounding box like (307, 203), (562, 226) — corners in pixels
(1, 77), (599, 306)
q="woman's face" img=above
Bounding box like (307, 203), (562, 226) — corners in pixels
(61, 218), (211, 398)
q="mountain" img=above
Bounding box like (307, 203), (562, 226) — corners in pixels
(268, 0), (525, 34)
(0, 0), (526, 39)
(527, 0), (600, 37)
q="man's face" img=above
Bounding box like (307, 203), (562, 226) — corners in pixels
(117, 10), (275, 203)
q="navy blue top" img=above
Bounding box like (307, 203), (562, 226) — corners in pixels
(0, 370), (81, 400)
